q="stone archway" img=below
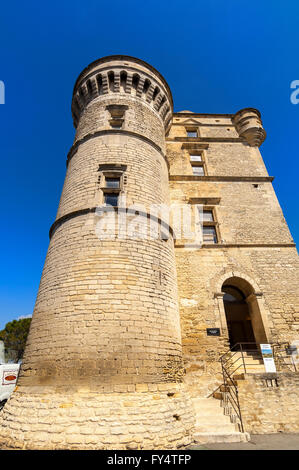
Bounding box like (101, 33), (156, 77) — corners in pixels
(222, 283), (255, 348)
(214, 272), (271, 350)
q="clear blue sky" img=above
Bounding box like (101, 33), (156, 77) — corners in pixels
(0, 1), (298, 329)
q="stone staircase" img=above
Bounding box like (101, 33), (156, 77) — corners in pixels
(192, 397), (250, 444)
(193, 342), (294, 444)
(226, 351), (265, 374)
(191, 346), (284, 444)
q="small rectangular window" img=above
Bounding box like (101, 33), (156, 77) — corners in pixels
(190, 154), (202, 162)
(203, 226), (217, 244)
(105, 177), (120, 188)
(104, 193), (119, 206)
(192, 165), (204, 176)
(187, 130), (198, 137)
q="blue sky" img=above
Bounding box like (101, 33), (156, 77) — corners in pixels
(0, 1), (298, 329)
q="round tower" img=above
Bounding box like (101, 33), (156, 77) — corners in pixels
(0, 56), (194, 449)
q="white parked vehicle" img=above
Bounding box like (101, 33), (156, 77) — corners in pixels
(0, 363), (20, 410)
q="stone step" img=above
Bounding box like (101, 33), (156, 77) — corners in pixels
(233, 358), (264, 364)
(227, 359), (264, 366)
(194, 431), (250, 444)
(191, 396), (249, 444)
(233, 351), (261, 357)
(195, 422), (239, 433)
(193, 405), (224, 416)
(233, 373), (246, 380)
(192, 397), (219, 404)
(192, 398), (222, 408)
(195, 414), (234, 425)
(213, 392), (223, 400)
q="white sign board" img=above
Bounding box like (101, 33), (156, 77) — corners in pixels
(260, 344), (276, 373)
(0, 364), (20, 402)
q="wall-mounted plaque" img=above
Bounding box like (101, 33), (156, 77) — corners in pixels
(206, 328), (220, 336)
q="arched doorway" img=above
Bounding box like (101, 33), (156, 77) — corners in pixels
(221, 277), (268, 350)
(222, 285), (255, 348)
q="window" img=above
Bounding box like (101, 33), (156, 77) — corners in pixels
(192, 165), (204, 176)
(186, 129), (198, 137)
(190, 154), (202, 162)
(106, 104), (128, 129)
(110, 122), (122, 129)
(104, 193), (119, 207)
(203, 226), (217, 244)
(105, 177), (120, 188)
(98, 167), (126, 207)
(189, 151), (205, 176)
(202, 210), (214, 222)
(199, 207), (218, 244)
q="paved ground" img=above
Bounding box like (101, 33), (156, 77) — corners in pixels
(189, 433), (299, 450)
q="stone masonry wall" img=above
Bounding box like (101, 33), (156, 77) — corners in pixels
(175, 246), (299, 397)
(238, 373), (299, 434)
(0, 384), (195, 450)
(19, 214), (183, 388)
(168, 114), (299, 398)
(57, 135), (169, 220)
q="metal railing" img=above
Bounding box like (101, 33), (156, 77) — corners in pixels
(220, 341), (297, 375)
(213, 341), (298, 434)
(220, 360), (244, 432)
(272, 342), (297, 372)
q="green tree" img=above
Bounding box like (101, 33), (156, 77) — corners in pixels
(0, 318), (31, 362)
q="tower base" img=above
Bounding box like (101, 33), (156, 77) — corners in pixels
(0, 383), (195, 449)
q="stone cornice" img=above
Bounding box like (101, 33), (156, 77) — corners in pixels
(72, 56), (173, 130)
(171, 122), (235, 127)
(180, 143), (209, 150)
(188, 197), (221, 205)
(174, 243), (296, 249)
(166, 137), (244, 143)
(169, 175), (274, 182)
(173, 112), (234, 118)
(73, 55), (173, 107)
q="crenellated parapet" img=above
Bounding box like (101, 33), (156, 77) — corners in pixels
(71, 55), (173, 132)
(233, 108), (266, 147)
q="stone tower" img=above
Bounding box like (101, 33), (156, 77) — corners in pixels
(0, 56), (194, 449)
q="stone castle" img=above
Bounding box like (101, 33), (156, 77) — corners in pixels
(0, 55), (298, 449)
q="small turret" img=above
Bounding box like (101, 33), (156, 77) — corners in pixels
(233, 108), (266, 147)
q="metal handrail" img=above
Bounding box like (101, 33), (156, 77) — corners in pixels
(215, 341), (297, 434)
(272, 343), (297, 372)
(220, 357), (244, 432)
(220, 341), (296, 373)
